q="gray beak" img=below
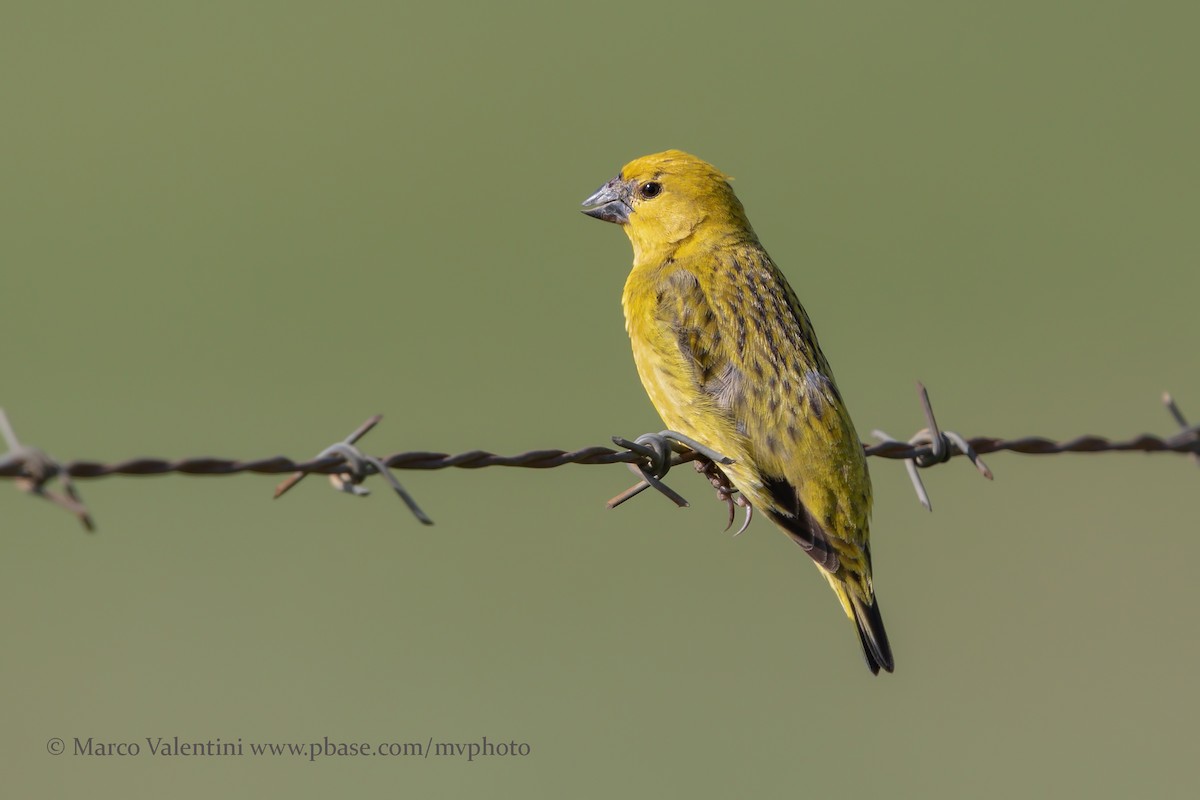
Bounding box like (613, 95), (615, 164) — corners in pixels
(581, 176), (634, 224)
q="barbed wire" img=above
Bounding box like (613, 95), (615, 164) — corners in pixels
(2, 384), (1196, 532)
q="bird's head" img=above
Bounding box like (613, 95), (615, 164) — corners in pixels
(581, 150), (754, 262)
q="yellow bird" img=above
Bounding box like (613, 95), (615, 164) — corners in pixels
(582, 150), (893, 674)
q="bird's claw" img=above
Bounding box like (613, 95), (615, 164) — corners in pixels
(693, 457), (754, 535)
(734, 498), (753, 536)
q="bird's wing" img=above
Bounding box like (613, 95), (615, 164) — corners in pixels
(652, 249), (872, 584)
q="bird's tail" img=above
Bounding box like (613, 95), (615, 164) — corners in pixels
(849, 592), (894, 675)
(826, 575), (894, 675)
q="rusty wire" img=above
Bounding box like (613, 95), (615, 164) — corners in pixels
(1, 386), (1197, 531)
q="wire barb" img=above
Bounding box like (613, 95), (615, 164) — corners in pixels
(605, 431), (735, 510)
(607, 430), (753, 534)
(273, 415), (433, 525)
(0, 409), (94, 531)
(1163, 392), (1200, 468)
(872, 382), (993, 512)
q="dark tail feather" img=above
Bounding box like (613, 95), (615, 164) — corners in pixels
(853, 595), (894, 675)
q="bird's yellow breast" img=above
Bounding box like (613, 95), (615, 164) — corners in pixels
(621, 258), (764, 507)
(623, 266), (710, 430)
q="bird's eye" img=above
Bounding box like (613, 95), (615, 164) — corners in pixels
(639, 181), (662, 199)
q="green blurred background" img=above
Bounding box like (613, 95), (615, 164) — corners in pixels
(4, 1), (1198, 797)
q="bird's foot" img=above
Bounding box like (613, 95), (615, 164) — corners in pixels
(693, 458), (753, 535)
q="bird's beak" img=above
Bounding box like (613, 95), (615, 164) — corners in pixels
(581, 176), (634, 224)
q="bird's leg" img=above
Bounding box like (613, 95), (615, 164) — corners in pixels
(693, 458), (753, 535)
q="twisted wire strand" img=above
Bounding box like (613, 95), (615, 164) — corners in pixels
(2, 388), (1196, 531)
(0, 432), (1196, 482)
